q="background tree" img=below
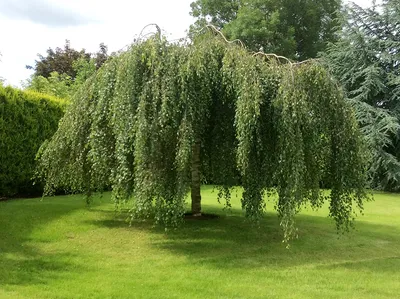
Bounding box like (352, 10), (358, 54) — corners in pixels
(23, 59), (96, 99)
(36, 32), (368, 243)
(190, 0), (341, 60)
(25, 72), (72, 99)
(27, 40), (90, 79)
(322, 0), (400, 191)
(94, 43), (109, 69)
(25, 41), (109, 98)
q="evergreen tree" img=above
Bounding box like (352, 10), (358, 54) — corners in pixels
(322, 0), (400, 191)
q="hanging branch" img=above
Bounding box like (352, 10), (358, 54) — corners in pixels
(205, 24), (245, 48)
(253, 52), (293, 65)
(138, 23), (162, 41)
(36, 27), (369, 244)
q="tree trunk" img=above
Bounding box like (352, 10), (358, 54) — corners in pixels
(191, 140), (201, 216)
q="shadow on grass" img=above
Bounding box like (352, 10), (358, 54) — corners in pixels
(0, 249), (82, 286)
(1, 191), (399, 288)
(0, 194), (102, 286)
(89, 207), (400, 272)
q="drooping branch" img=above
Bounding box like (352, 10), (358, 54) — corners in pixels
(36, 30), (369, 243)
(138, 23), (162, 41)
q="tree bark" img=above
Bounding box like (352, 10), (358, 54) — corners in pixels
(191, 139), (202, 216)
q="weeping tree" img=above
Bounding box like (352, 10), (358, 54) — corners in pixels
(36, 30), (368, 243)
(322, 1), (400, 191)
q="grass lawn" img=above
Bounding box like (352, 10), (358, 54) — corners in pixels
(0, 186), (399, 298)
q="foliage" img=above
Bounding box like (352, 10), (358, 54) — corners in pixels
(25, 58), (98, 99)
(94, 43), (109, 69)
(321, 0), (400, 191)
(36, 32), (368, 242)
(190, 0), (341, 60)
(26, 71), (72, 99)
(0, 86), (66, 197)
(70, 57), (97, 94)
(26, 40), (90, 79)
(25, 40), (110, 99)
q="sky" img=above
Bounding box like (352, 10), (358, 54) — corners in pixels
(0, 0), (376, 87)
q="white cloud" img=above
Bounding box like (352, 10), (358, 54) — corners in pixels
(0, 0), (195, 86)
(0, 0), (98, 27)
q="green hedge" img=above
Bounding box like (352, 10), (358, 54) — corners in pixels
(0, 86), (66, 197)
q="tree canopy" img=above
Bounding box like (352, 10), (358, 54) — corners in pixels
(25, 57), (97, 99)
(25, 41), (110, 99)
(36, 30), (368, 243)
(322, 0), (400, 191)
(27, 40), (109, 79)
(190, 0), (341, 60)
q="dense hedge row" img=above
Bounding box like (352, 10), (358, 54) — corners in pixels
(0, 86), (66, 197)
